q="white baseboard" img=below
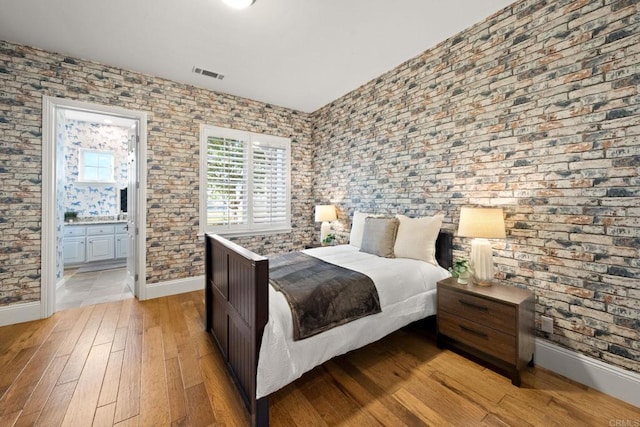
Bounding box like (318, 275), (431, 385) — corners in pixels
(535, 338), (640, 408)
(144, 275), (204, 300)
(0, 301), (42, 327)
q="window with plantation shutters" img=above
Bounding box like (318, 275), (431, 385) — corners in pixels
(200, 125), (291, 236)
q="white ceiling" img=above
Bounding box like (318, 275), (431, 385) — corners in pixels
(0, 0), (514, 113)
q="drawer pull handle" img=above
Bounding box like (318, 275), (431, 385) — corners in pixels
(459, 299), (488, 312)
(459, 325), (489, 339)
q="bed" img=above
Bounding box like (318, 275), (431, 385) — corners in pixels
(205, 229), (453, 426)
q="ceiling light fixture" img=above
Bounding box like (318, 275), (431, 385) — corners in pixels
(222, 0), (255, 9)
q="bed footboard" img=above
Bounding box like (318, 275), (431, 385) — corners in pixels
(205, 234), (269, 427)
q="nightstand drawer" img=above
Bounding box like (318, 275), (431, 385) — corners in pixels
(439, 287), (516, 335)
(439, 311), (516, 364)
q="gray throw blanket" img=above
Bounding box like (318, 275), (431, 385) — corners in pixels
(269, 252), (382, 341)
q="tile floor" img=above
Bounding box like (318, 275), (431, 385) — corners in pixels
(56, 266), (134, 311)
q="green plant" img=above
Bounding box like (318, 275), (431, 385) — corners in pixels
(322, 233), (336, 245)
(449, 258), (470, 278)
(64, 211), (78, 222)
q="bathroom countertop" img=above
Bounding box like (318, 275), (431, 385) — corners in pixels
(65, 219), (128, 225)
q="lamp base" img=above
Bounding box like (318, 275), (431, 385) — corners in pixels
(470, 238), (495, 286)
(474, 279), (493, 287)
(320, 221), (331, 245)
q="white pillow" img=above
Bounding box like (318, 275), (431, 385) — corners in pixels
(394, 214), (444, 265)
(349, 211), (381, 249)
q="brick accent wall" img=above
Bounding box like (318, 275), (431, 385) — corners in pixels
(311, 0), (640, 373)
(0, 41), (314, 304)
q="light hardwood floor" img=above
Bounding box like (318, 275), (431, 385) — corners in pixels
(0, 291), (638, 426)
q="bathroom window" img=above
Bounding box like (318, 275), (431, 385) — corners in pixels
(79, 149), (115, 183)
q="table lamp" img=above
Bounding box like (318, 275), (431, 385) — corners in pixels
(315, 205), (337, 244)
(457, 207), (506, 286)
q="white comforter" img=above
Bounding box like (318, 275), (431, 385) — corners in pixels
(256, 244), (450, 398)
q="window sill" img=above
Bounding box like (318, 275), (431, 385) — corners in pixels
(198, 227), (292, 240)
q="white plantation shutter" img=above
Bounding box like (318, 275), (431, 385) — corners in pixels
(206, 135), (248, 227)
(252, 141), (288, 225)
(201, 125), (291, 235)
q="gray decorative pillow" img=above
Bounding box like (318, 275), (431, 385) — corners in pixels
(360, 217), (399, 258)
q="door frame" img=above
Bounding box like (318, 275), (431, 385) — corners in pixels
(41, 96), (148, 318)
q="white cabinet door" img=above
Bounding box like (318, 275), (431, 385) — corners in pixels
(63, 237), (86, 264)
(86, 235), (115, 262)
(115, 234), (128, 259)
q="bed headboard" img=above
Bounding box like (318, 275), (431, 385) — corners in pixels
(435, 230), (453, 270)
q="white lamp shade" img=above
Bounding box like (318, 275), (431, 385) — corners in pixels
(457, 207), (506, 239)
(315, 205), (337, 222)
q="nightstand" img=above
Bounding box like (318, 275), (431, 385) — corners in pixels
(436, 277), (535, 386)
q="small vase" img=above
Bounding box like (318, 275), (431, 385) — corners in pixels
(457, 270), (471, 285)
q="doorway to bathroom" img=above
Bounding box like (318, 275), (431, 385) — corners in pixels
(42, 97), (148, 316)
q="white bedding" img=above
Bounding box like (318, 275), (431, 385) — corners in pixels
(256, 244), (450, 398)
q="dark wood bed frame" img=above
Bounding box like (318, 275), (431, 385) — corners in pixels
(205, 231), (453, 426)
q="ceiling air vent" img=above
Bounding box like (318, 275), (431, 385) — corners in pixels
(192, 66), (225, 80)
